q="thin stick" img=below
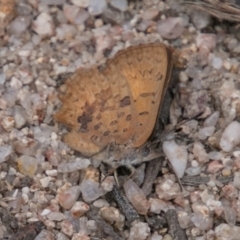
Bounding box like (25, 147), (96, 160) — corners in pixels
(165, 209), (187, 240)
(105, 185), (140, 224)
(141, 157), (163, 196)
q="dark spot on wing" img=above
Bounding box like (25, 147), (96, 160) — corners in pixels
(156, 73), (163, 81)
(140, 92), (156, 97)
(110, 120), (118, 126)
(118, 112), (125, 118)
(91, 135), (98, 141)
(94, 123), (102, 130)
(139, 111), (149, 116)
(103, 131), (110, 136)
(78, 111), (92, 132)
(120, 96), (130, 107)
(126, 114), (131, 121)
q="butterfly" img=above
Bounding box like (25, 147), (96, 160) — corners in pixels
(54, 43), (173, 168)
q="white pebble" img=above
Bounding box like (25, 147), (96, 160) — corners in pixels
(22, 193), (29, 204)
(163, 140), (188, 178)
(22, 187), (29, 194)
(93, 199), (110, 208)
(198, 126), (215, 140)
(211, 56), (223, 69)
(71, 0), (90, 7)
(51, 132), (58, 140)
(233, 172), (240, 189)
(70, 201), (90, 218)
(0, 172), (7, 179)
(149, 198), (168, 214)
(193, 142), (209, 163)
(88, 0), (107, 16)
(208, 151), (223, 160)
(48, 212), (65, 221)
(0, 145), (12, 163)
(1, 117), (15, 132)
(185, 166), (202, 176)
(40, 208), (51, 216)
(220, 121), (240, 152)
(179, 71), (189, 82)
(223, 59), (232, 70)
(129, 222), (150, 240)
(204, 111), (220, 127)
(40, 176), (51, 188)
(110, 0), (128, 11)
(233, 151), (240, 158)
(32, 12), (54, 37)
(191, 160), (199, 167)
(58, 158), (91, 173)
(10, 76), (23, 89)
(46, 169), (58, 176)
(13, 106), (27, 129)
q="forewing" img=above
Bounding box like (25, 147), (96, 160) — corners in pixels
(110, 43), (172, 147)
(54, 68), (118, 155)
(101, 63), (137, 145)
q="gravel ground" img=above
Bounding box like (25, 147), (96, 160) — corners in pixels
(1, 0), (240, 239)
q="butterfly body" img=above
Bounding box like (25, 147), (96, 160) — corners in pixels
(93, 142), (162, 170)
(55, 43), (173, 165)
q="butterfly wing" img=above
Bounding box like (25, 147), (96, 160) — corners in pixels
(54, 68), (118, 156)
(101, 63), (137, 145)
(108, 43), (172, 147)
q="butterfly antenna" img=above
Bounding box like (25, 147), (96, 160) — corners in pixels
(174, 111), (204, 130)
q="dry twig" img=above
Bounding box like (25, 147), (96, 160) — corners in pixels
(181, 0), (240, 22)
(141, 157), (163, 196)
(105, 185), (140, 225)
(165, 209), (187, 240)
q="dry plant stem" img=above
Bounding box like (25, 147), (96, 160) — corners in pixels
(8, 221), (44, 240)
(145, 215), (167, 230)
(105, 185), (140, 224)
(141, 157), (163, 196)
(86, 208), (123, 240)
(182, 0), (240, 22)
(165, 209), (187, 240)
(181, 175), (234, 186)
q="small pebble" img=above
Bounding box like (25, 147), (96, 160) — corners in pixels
(123, 179), (150, 215)
(70, 201), (90, 218)
(88, 0), (107, 16)
(220, 121), (240, 152)
(56, 184), (81, 209)
(17, 155), (38, 177)
(58, 158), (91, 173)
(129, 222), (150, 240)
(99, 207), (125, 230)
(110, 0), (128, 12)
(163, 140), (188, 178)
(32, 12), (55, 36)
(157, 17), (184, 39)
(193, 142), (209, 163)
(0, 145), (12, 163)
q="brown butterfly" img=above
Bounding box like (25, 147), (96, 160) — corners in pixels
(54, 43), (173, 169)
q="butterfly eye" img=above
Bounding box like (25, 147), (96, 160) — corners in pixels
(140, 146), (150, 157)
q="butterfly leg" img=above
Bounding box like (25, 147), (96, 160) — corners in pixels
(167, 159), (189, 195)
(125, 164), (136, 180)
(113, 170), (120, 187)
(113, 164), (136, 186)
